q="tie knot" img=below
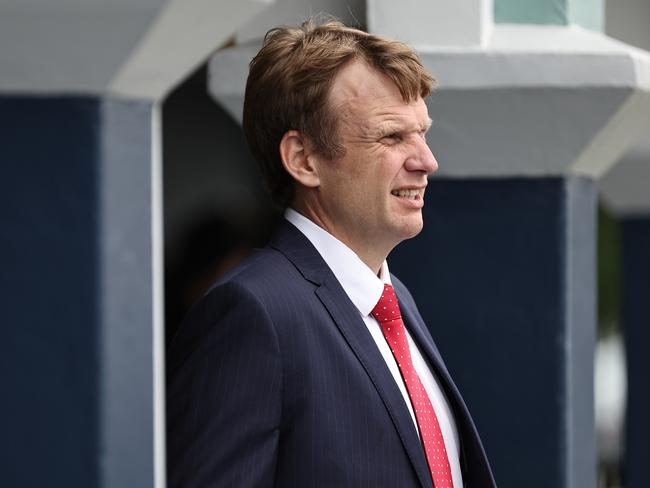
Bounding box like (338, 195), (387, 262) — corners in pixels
(371, 284), (401, 323)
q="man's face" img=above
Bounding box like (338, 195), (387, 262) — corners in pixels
(310, 59), (438, 262)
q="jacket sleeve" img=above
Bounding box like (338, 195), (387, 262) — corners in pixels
(166, 281), (282, 488)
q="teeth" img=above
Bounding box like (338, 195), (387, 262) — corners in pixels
(392, 189), (420, 199)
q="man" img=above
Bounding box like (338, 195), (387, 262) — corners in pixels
(167, 19), (496, 488)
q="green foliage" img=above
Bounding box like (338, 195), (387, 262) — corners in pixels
(597, 203), (621, 337)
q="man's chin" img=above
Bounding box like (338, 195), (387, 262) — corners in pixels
(392, 217), (424, 242)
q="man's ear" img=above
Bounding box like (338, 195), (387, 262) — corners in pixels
(279, 130), (320, 188)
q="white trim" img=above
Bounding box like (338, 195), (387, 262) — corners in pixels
(151, 101), (166, 488)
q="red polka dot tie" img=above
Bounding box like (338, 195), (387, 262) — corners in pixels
(371, 284), (454, 488)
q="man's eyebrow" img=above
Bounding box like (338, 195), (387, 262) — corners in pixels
(366, 123), (397, 138)
(373, 118), (433, 136)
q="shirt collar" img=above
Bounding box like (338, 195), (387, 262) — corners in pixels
(285, 208), (392, 317)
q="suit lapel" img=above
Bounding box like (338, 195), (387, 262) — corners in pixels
(269, 221), (432, 488)
(315, 280), (432, 488)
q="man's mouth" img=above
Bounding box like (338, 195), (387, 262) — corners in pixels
(391, 189), (422, 200)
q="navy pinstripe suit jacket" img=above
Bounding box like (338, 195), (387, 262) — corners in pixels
(167, 219), (496, 487)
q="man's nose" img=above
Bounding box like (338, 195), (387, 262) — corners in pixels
(405, 136), (438, 175)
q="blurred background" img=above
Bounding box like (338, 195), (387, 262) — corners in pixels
(1, 0), (649, 487)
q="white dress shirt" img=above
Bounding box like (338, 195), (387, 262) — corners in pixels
(285, 208), (463, 488)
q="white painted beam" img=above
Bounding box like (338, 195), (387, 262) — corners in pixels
(367, 0), (493, 48)
(109, 0), (271, 100)
(0, 3), (164, 93)
(0, 0), (270, 97)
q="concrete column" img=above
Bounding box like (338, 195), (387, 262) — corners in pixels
(0, 93), (162, 488)
(0, 93), (160, 488)
(389, 177), (596, 487)
(620, 218), (650, 488)
(0, 95), (103, 487)
(0, 0), (270, 486)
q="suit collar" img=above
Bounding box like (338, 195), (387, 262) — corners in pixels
(269, 217), (456, 390)
(267, 219), (326, 285)
(283, 209), (389, 317)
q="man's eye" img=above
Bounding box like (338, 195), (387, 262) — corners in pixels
(382, 134), (402, 144)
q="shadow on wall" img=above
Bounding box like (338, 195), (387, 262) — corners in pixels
(162, 64), (279, 343)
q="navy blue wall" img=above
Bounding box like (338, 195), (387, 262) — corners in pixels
(622, 218), (650, 488)
(390, 177), (596, 488)
(0, 97), (100, 486)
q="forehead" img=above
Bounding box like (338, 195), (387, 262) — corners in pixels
(328, 59), (429, 126)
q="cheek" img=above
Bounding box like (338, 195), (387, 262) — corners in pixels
(378, 156), (404, 186)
